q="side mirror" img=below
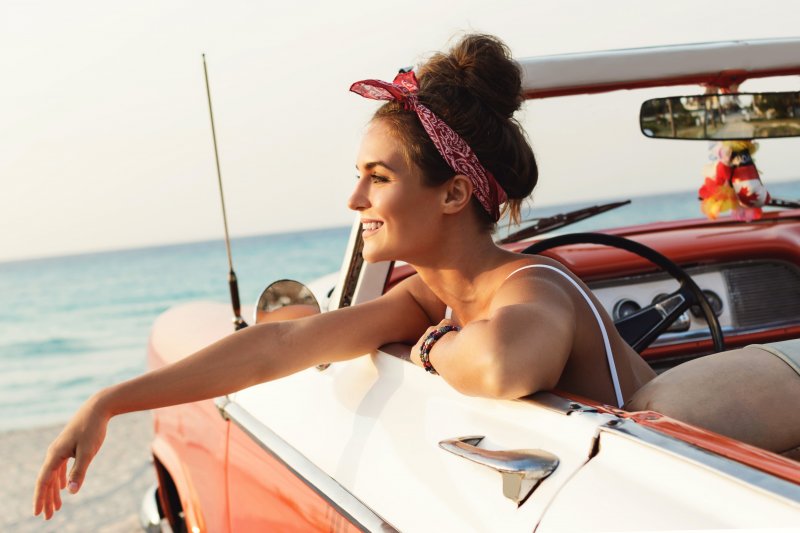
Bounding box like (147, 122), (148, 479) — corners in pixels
(253, 279), (320, 325)
(640, 91), (800, 140)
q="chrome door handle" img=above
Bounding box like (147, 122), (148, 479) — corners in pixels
(439, 435), (559, 505)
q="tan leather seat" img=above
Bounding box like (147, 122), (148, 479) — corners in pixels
(625, 342), (800, 454)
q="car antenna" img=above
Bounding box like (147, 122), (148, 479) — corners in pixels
(202, 53), (247, 331)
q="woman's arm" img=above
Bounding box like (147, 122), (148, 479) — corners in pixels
(411, 270), (576, 399)
(34, 277), (432, 519)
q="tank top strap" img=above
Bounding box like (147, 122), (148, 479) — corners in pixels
(505, 264), (624, 407)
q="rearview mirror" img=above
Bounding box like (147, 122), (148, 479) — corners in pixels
(641, 92), (800, 140)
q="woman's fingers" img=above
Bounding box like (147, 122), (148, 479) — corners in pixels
(52, 479), (62, 511)
(35, 446), (94, 519)
(34, 396), (111, 519)
(42, 475), (56, 519)
(410, 318), (461, 368)
(34, 477), (46, 518)
(34, 438), (78, 518)
(33, 454), (61, 516)
(411, 319), (456, 365)
(42, 484), (52, 520)
(68, 444), (95, 494)
(437, 318), (457, 328)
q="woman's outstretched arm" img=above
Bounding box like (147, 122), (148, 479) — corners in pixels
(33, 278), (432, 519)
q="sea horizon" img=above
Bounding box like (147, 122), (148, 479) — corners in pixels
(6, 177), (800, 266)
(0, 224), (354, 267)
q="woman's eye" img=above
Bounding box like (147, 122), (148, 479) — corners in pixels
(354, 173), (389, 183)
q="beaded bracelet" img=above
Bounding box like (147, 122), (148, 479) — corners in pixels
(419, 325), (461, 375)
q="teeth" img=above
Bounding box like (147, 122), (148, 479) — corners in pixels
(363, 222), (383, 231)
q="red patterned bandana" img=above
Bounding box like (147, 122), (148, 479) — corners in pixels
(350, 70), (507, 222)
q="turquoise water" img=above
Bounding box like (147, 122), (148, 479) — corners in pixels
(1, 181), (799, 432)
(0, 227), (350, 431)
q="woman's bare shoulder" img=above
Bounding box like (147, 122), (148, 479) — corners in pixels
(489, 254), (579, 312)
(501, 254), (576, 280)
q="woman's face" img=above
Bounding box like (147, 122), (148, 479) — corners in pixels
(349, 120), (445, 264)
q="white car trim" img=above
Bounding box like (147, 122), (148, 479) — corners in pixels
(602, 419), (800, 504)
(519, 38), (800, 96)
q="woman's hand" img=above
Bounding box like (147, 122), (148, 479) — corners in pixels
(33, 392), (111, 519)
(410, 318), (460, 369)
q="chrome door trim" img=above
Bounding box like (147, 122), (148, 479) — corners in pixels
(600, 419), (800, 505)
(521, 391), (600, 415)
(216, 396), (398, 532)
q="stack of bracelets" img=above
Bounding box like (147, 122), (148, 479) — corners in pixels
(419, 325), (461, 374)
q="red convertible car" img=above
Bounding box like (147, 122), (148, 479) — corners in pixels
(140, 39), (800, 532)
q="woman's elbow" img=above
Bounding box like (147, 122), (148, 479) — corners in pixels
(476, 371), (530, 400)
(475, 346), (561, 400)
(471, 351), (535, 400)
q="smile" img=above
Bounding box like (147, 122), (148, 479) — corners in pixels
(361, 221), (383, 233)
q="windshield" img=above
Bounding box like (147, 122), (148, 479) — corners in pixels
(507, 79), (800, 237)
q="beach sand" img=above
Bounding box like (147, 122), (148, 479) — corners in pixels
(1, 411), (155, 533)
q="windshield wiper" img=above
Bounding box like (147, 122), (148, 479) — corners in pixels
(768, 197), (800, 209)
(498, 200), (631, 245)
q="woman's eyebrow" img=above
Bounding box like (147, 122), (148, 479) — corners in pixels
(356, 161), (396, 172)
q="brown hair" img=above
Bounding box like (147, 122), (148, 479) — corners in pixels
(373, 34), (538, 229)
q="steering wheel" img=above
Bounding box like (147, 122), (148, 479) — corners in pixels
(521, 232), (725, 353)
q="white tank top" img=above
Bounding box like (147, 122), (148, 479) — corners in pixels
(445, 264), (624, 407)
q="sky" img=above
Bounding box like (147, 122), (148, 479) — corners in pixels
(2, 0), (799, 262)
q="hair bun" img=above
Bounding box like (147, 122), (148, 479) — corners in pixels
(418, 34), (523, 119)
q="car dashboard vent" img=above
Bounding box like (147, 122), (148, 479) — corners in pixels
(724, 261), (800, 328)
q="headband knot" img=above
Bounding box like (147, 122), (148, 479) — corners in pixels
(350, 70), (507, 221)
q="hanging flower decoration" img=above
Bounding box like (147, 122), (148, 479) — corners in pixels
(698, 140), (770, 221)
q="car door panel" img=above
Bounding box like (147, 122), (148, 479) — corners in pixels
(225, 350), (616, 531)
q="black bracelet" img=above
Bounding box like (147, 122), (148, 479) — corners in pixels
(419, 325), (461, 374)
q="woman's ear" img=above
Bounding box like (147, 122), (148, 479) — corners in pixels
(442, 175), (473, 214)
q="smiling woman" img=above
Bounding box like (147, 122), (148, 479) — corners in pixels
(32, 34), (800, 528)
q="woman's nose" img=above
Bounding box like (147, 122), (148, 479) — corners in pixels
(347, 178), (370, 211)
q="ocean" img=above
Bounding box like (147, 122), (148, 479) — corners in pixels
(1, 181), (799, 432)
(0, 227), (350, 432)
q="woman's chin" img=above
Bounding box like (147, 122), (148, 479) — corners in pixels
(362, 250), (387, 264)
(361, 244), (395, 264)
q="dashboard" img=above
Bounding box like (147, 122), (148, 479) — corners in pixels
(590, 259), (800, 354)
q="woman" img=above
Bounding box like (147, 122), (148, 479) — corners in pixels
(33, 33), (660, 519)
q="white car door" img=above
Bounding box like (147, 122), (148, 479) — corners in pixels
(224, 348), (617, 532)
